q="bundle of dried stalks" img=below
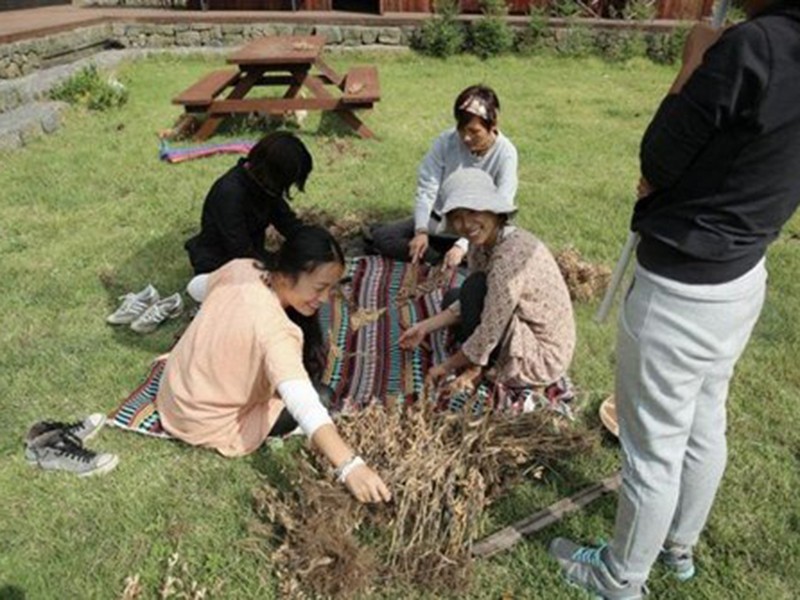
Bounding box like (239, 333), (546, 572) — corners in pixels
(396, 263), (454, 306)
(264, 207), (379, 252)
(555, 247), (612, 302)
(251, 402), (595, 598)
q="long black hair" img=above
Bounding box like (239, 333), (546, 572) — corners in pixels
(259, 225), (345, 384)
(246, 131), (313, 201)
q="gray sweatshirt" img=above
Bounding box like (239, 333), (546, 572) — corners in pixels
(413, 128), (519, 235)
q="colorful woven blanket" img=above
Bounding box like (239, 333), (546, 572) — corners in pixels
(108, 257), (573, 437)
(158, 139), (255, 164)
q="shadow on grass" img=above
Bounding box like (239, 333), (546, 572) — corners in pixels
(179, 110), (363, 142)
(0, 585), (26, 600)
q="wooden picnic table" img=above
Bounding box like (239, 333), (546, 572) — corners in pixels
(172, 35), (380, 141)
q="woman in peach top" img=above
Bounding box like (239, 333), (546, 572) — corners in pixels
(157, 226), (390, 504)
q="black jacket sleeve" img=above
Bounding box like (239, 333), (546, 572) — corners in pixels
(270, 196), (304, 239)
(640, 23), (771, 190)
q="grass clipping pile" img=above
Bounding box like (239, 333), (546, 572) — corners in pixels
(251, 402), (595, 598)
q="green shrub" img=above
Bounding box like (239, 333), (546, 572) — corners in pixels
(549, 0), (584, 18)
(516, 6), (551, 55)
(470, 19), (515, 59)
(612, 0), (657, 21)
(50, 65), (128, 111)
(469, 0), (514, 59)
(413, 0), (466, 58)
(645, 26), (688, 64)
(554, 25), (595, 58)
(594, 30), (648, 62)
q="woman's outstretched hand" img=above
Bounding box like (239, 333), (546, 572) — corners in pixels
(398, 322), (427, 349)
(344, 465), (392, 504)
(443, 245), (466, 269)
(408, 233), (429, 264)
(424, 364), (448, 389)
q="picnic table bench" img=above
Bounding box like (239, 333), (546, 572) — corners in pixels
(171, 35), (380, 141)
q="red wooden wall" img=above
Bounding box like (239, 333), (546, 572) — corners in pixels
(191, 0), (714, 18)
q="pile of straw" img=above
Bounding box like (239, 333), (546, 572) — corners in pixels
(264, 207), (378, 252)
(251, 402), (595, 598)
(555, 247), (612, 302)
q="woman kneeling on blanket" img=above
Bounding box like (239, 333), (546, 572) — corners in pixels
(399, 168), (575, 395)
(157, 226), (391, 504)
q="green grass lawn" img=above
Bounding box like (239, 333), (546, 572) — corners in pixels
(1, 50), (799, 599)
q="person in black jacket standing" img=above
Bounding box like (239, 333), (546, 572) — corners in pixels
(185, 131), (311, 275)
(550, 2), (800, 598)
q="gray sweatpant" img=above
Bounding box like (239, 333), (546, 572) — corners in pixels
(607, 259), (767, 583)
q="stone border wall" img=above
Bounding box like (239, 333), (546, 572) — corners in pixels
(0, 21), (415, 79)
(0, 15), (683, 80)
(1, 24), (113, 79)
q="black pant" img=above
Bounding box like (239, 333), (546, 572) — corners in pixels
(441, 272), (501, 366)
(369, 217), (458, 265)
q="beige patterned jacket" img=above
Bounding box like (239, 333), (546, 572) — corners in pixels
(455, 227), (576, 386)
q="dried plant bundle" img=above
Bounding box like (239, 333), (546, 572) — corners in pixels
(554, 247), (612, 302)
(252, 402), (595, 598)
(349, 307), (387, 332)
(265, 207), (379, 252)
(396, 263), (454, 306)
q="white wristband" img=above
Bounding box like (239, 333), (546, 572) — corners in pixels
(335, 455), (365, 483)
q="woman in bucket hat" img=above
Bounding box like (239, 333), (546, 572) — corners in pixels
(398, 168), (575, 393)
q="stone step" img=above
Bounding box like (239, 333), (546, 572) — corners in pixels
(0, 101), (68, 150)
(0, 51), (121, 116)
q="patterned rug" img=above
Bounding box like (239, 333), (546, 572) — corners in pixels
(108, 257), (573, 437)
(107, 357), (171, 438)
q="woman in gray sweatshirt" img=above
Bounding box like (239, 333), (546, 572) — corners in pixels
(370, 84), (518, 267)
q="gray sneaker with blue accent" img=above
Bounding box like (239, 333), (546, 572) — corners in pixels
(659, 543), (695, 581)
(549, 538), (647, 600)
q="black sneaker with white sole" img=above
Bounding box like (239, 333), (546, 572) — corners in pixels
(26, 413), (107, 444)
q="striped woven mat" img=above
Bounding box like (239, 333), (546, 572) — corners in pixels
(108, 257), (572, 437)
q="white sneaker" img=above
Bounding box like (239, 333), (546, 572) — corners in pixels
(130, 293), (184, 334)
(106, 284), (160, 325)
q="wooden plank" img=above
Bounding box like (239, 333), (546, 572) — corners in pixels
(191, 68), (264, 141)
(227, 35), (325, 66)
(172, 69), (241, 107)
(471, 472), (622, 559)
(302, 71), (377, 139)
(208, 97), (345, 113)
(314, 57), (345, 87)
(341, 66), (381, 104)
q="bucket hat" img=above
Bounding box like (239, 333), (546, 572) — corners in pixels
(439, 168), (517, 218)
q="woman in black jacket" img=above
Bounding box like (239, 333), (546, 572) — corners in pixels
(185, 131), (312, 275)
